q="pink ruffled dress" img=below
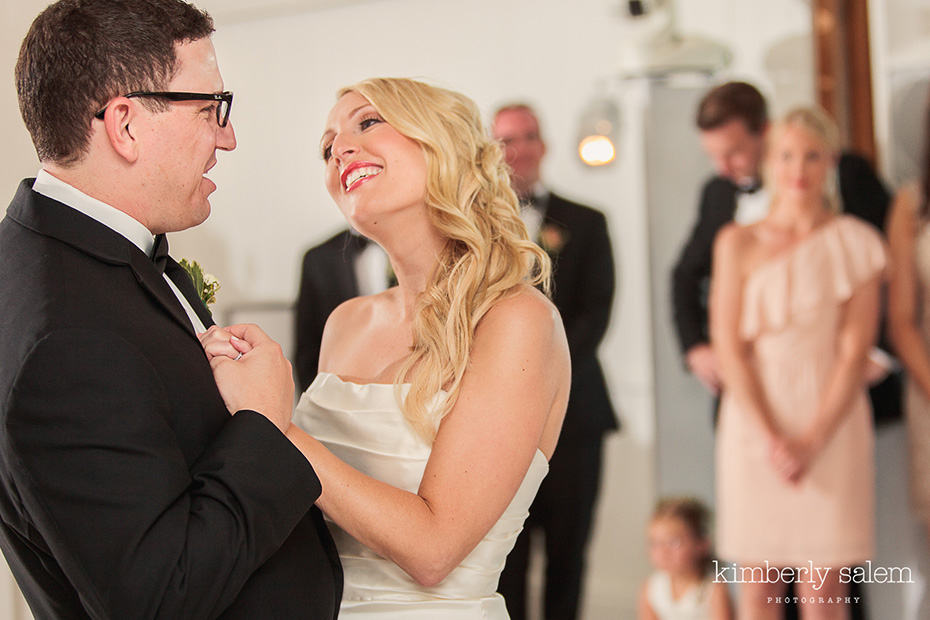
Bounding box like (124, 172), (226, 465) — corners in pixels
(716, 215), (886, 567)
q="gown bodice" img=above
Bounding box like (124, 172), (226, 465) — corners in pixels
(293, 372), (548, 618)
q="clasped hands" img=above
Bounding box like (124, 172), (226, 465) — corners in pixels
(198, 325), (295, 433)
(767, 428), (825, 485)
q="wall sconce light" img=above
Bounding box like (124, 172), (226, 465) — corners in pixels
(577, 96), (621, 167)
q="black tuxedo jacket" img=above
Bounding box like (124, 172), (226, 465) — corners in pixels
(542, 193), (619, 444)
(0, 180), (342, 619)
(295, 230), (364, 392)
(671, 152), (900, 421)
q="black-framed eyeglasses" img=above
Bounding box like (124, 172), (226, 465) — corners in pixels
(94, 91), (233, 127)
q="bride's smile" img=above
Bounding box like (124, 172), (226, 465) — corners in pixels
(321, 91), (427, 231)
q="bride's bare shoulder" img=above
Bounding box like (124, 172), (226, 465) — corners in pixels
(482, 283), (556, 323)
(475, 284), (568, 364)
(318, 291), (394, 368)
(326, 289), (397, 332)
(327, 295), (371, 329)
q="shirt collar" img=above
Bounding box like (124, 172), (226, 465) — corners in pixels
(736, 179), (763, 194)
(520, 183), (550, 211)
(32, 169), (156, 257)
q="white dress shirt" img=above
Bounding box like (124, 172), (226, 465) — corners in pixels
(733, 186), (770, 225)
(354, 238), (392, 297)
(32, 170), (207, 333)
(519, 183), (548, 242)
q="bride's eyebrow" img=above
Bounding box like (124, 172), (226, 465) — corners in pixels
(348, 103), (376, 117)
(320, 103), (379, 149)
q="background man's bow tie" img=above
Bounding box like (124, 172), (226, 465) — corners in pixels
(737, 180), (762, 194)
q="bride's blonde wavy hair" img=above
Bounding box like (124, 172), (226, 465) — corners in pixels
(340, 77), (551, 442)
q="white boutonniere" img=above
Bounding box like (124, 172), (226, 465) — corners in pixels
(539, 224), (569, 254)
(179, 258), (220, 306)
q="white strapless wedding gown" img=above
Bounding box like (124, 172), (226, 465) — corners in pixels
(293, 372), (548, 619)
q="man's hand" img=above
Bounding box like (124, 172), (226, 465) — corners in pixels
(685, 343), (722, 395)
(206, 324), (294, 433)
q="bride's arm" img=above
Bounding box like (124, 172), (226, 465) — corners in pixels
(287, 288), (570, 586)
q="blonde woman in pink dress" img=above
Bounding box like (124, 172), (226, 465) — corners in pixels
(710, 107), (885, 620)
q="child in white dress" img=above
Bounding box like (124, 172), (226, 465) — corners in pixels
(638, 497), (732, 620)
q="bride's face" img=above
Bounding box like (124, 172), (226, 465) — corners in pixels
(320, 91), (428, 233)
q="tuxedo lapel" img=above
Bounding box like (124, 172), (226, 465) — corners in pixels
(539, 195), (571, 258)
(7, 180), (201, 338)
(128, 252), (201, 336)
(721, 178), (739, 221)
(540, 194), (568, 230)
(165, 259), (215, 328)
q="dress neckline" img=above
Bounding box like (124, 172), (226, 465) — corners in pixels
(744, 215), (844, 283)
(313, 371), (451, 397)
(317, 371), (403, 388)
(310, 372), (551, 464)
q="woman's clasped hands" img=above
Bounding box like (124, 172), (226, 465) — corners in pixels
(198, 324), (295, 433)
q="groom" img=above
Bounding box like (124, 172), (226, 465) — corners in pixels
(0, 1), (341, 617)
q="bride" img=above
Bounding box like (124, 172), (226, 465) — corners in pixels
(204, 77), (570, 618)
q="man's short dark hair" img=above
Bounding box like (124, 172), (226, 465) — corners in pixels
(16, 0), (215, 165)
(695, 81), (768, 135)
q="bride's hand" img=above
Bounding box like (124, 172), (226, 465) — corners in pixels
(198, 325), (253, 361)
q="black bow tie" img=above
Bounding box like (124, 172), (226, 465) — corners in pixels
(737, 180), (762, 194)
(151, 233), (169, 273)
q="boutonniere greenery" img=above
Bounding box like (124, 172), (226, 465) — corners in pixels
(179, 258), (220, 306)
(539, 224), (569, 254)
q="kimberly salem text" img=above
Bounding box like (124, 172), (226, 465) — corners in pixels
(713, 561), (914, 589)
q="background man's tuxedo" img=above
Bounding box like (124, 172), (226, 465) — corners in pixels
(671, 152), (901, 425)
(295, 230), (367, 392)
(499, 192), (619, 620)
(0, 181), (342, 619)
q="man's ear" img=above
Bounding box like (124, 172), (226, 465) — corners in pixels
(100, 98), (139, 163)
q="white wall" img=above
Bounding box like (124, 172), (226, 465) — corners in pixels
(0, 2), (47, 192)
(0, 1), (851, 618)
